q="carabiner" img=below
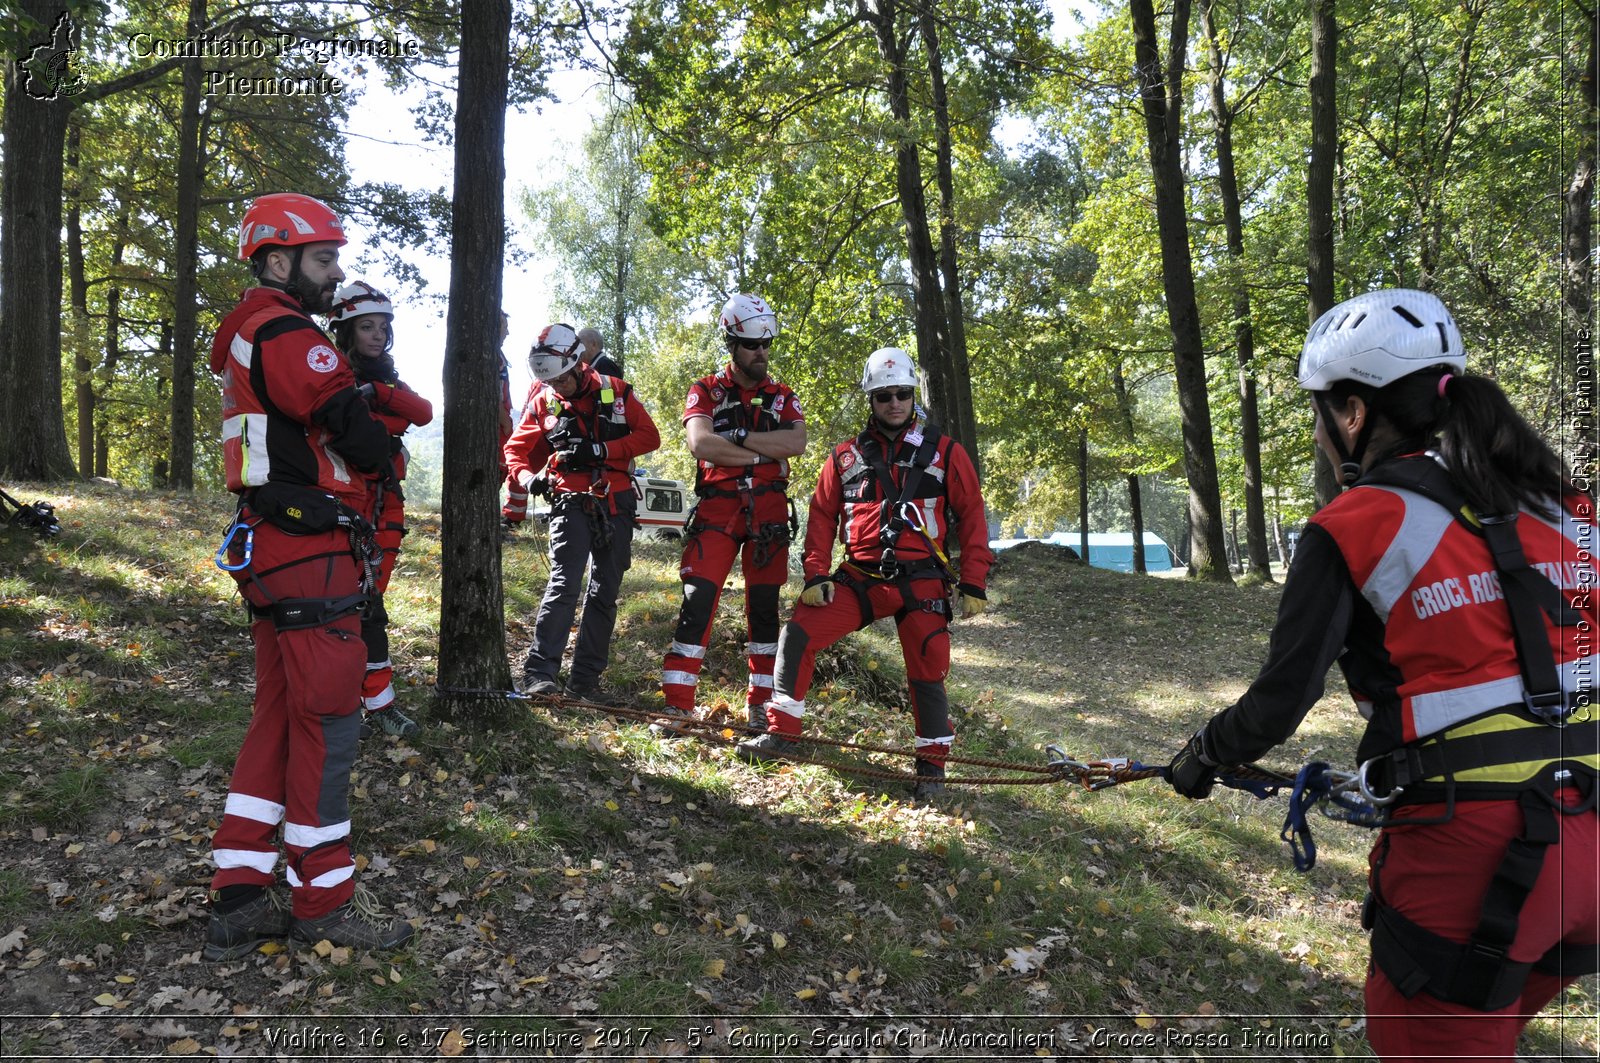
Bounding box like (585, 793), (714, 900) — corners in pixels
(214, 520), (254, 573)
(1356, 758), (1403, 807)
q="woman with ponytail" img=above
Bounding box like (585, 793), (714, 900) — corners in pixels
(329, 281), (433, 738)
(1167, 289), (1598, 1060)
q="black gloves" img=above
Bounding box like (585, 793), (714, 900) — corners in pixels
(1168, 728), (1220, 799)
(557, 441), (607, 468)
(717, 428), (750, 447)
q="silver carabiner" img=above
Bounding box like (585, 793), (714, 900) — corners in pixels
(1356, 758), (1403, 807)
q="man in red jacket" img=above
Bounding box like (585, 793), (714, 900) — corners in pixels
(205, 194), (413, 958)
(504, 323), (661, 699)
(737, 348), (993, 800)
(660, 294), (807, 730)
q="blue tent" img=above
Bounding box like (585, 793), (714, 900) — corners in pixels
(1047, 531), (1174, 572)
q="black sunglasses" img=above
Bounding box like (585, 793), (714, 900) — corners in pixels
(872, 388), (915, 404)
(736, 338), (772, 351)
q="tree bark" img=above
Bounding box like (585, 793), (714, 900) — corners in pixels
(1, 0), (79, 480)
(1201, 0), (1271, 581)
(1307, 0), (1340, 508)
(436, 0), (514, 725)
(166, 0), (206, 490)
(66, 122), (94, 478)
(1129, 0), (1232, 582)
(1112, 361), (1147, 573)
(918, 11), (979, 470)
(859, 0), (954, 433)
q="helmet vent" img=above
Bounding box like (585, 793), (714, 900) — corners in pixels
(1436, 322), (1450, 353)
(1392, 305), (1424, 328)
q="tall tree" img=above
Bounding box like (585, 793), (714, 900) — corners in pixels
(1199, 0), (1275, 580)
(435, 0), (514, 724)
(1306, 0), (1340, 508)
(167, 0), (207, 490)
(1128, 0), (1232, 581)
(918, 9), (982, 472)
(857, 0), (957, 435)
(1, 1), (82, 479)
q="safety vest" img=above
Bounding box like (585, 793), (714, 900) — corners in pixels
(834, 421), (955, 567)
(687, 367), (796, 492)
(1314, 456), (1599, 785)
(214, 295), (360, 503)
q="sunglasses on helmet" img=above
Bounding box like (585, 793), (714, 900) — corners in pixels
(872, 388), (915, 404)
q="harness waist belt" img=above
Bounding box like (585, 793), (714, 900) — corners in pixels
(249, 593), (368, 631)
(1376, 711), (1600, 795)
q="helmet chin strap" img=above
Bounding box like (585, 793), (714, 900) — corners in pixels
(1313, 391), (1374, 487)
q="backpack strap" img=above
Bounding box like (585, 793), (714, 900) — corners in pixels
(1357, 456), (1582, 723)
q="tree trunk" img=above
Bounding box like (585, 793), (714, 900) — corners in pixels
(1077, 426), (1090, 564)
(859, 0), (953, 433)
(1201, 0), (1272, 581)
(436, 0), (514, 725)
(166, 0), (206, 490)
(1307, 0), (1340, 508)
(66, 123), (95, 478)
(97, 222), (129, 479)
(153, 320), (172, 486)
(1112, 361), (1147, 573)
(612, 191), (630, 371)
(1565, 10), (1598, 489)
(0, 0), (79, 480)
(1129, 0), (1232, 582)
(918, 11), (980, 470)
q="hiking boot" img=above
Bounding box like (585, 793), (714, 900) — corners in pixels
(912, 760), (946, 801)
(363, 705), (419, 738)
(290, 893), (414, 952)
(648, 705), (693, 739)
(522, 676), (559, 696)
(564, 682), (618, 707)
(736, 731), (799, 764)
(203, 888), (292, 961)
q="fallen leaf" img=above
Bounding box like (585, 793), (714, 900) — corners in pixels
(794, 988), (817, 1000)
(703, 959), (726, 979)
(771, 932), (787, 950)
(167, 1037), (202, 1055)
(1134, 1013), (1157, 1029)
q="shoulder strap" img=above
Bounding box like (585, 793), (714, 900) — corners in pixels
(1358, 457), (1580, 721)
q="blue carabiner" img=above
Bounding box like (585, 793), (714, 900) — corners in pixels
(214, 520), (254, 572)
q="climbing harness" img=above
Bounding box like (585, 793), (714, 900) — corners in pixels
(212, 489), (377, 631)
(0, 485), (60, 537)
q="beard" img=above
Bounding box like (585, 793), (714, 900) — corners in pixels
(294, 273), (338, 315)
(735, 350), (769, 382)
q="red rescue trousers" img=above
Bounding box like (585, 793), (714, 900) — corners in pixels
(662, 491), (789, 714)
(209, 518), (366, 918)
(766, 572), (954, 765)
(360, 493), (405, 710)
(1364, 793), (1599, 1061)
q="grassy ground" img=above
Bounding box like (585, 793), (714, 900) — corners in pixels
(0, 480), (1594, 1059)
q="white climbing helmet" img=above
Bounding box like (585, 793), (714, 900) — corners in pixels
(329, 280), (394, 323)
(860, 347), (918, 393)
(718, 293), (778, 341)
(529, 322), (583, 382)
(1299, 289), (1465, 391)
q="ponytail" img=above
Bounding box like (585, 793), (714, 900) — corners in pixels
(1360, 369), (1569, 518)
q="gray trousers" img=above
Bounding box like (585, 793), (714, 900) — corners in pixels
(523, 493), (635, 688)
